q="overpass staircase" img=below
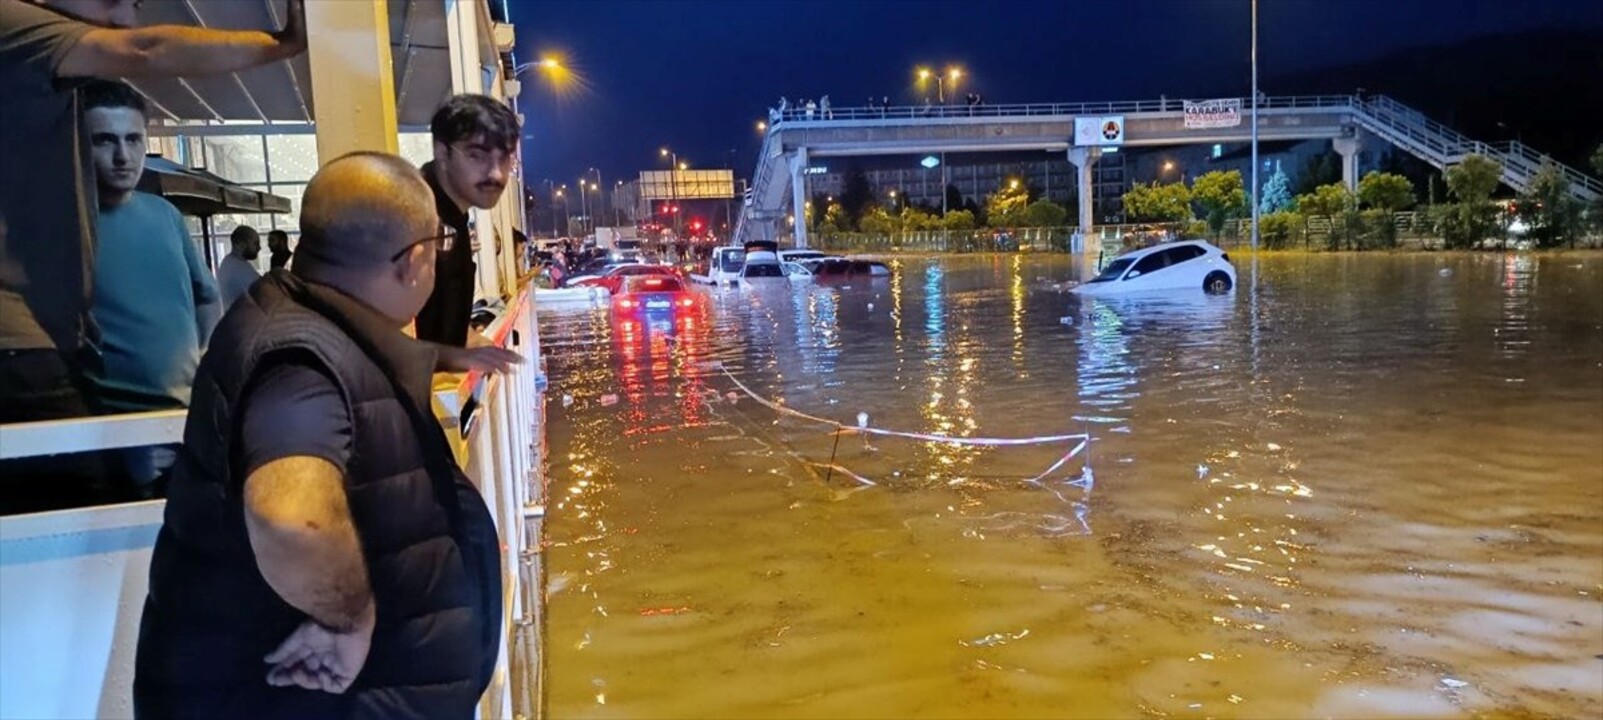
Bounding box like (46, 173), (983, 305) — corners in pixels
(734, 94), (1601, 246)
(1354, 95), (1601, 203)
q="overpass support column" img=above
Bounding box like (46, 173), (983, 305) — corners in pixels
(788, 148), (810, 248)
(1332, 133), (1362, 193)
(1068, 147), (1101, 255)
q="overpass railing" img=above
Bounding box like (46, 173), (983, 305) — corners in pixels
(766, 95), (1360, 124)
(0, 285), (548, 720)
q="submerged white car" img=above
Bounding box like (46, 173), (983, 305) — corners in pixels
(1072, 240), (1236, 296)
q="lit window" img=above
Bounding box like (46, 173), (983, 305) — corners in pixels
(1212, 144), (1223, 159)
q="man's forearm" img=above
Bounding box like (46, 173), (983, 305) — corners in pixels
(244, 459), (373, 629)
(120, 25), (296, 77)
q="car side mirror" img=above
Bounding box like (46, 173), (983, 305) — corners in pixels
(1125, 270), (1141, 279)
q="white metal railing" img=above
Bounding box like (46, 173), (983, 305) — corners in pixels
(763, 94), (1361, 124)
(0, 285), (547, 720)
(1352, 96), (1601, 200)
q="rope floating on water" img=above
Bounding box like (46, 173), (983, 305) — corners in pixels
(715, 363), (1092, 487)
(718, 364), (1089, 446)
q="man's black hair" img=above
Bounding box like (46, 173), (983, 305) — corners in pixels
(81, 80), (149, 118)
(429, 94), (519, 153)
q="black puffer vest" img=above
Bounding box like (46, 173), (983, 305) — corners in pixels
(134, 271), (502, 720)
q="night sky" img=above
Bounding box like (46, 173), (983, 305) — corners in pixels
(508, 0), (1603, 187)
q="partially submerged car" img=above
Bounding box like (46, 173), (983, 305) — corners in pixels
(1072, 240), (1236, 296)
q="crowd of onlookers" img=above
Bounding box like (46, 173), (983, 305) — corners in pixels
(3, 0), (525, 714)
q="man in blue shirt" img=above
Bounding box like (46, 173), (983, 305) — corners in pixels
(83, 80), (219, 495)
(1, 0), (306, 513)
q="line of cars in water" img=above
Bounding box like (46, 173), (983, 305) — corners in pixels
(546, 238), (1237, 329)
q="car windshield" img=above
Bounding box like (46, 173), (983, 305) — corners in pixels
(743, 263), (784, 278)
(1089, 258), (1134, 283)
(718, 251), (746, 271)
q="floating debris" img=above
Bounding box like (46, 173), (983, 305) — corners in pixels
(598, 394), (619, 406)
(962, 628), (1031, 647)
(1440, 677), (1469, 689)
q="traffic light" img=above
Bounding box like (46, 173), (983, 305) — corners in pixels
(690, 219), (703, 232)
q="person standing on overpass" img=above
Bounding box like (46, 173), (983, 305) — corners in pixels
(0, 0), (306, 513)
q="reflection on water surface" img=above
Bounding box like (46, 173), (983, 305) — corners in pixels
(540, 253), (1603, 719)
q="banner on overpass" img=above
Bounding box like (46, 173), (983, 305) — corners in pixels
(1183, 98), (1242, 129)
(1074, 116), (1124, 146)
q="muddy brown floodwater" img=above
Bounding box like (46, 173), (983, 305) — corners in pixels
(538, 252), (1602, 719)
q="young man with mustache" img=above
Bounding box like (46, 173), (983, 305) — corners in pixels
(413, 95), (519, 347)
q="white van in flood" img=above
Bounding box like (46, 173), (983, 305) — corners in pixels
(691, 246), (746, 285)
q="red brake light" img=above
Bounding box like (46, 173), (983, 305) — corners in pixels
(678, 297), (694, 307)
(619, 298), (635, 308)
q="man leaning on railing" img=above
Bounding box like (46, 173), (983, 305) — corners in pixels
(133, 152), (519, 718)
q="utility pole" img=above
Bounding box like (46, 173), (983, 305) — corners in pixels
(1250, 0), (1260, 251)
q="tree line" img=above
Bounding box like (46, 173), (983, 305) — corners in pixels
(1122, 143), (1603, 250)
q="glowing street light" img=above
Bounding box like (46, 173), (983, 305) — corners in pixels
(1008, 179), (1020, 190)
(915, 64), (965, 104)
(756, 120), (768, 133)
(660, 147), (683, 235)
(515, 55), (563, 75)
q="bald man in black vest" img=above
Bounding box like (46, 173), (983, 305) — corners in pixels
(135, 152), (519, 719)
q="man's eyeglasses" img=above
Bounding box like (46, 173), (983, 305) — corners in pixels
(391, 227), (456, 262)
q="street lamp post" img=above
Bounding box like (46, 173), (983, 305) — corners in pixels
(613, 179), (624, 226)
(1250, 0), (1260, 251)
(586, 167), (605, 229)
(577, 177), (590, 235)
(660, 147), (682, 237)
(555, 185), (567, 237)
(540, 179), (557, 237)
(916, 66), (963, 105)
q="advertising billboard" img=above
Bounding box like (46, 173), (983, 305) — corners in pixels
(638, 169), (735, 200)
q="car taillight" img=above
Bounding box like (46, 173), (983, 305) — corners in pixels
(618, 298), (635, 308)
(678, 297), (694, 307)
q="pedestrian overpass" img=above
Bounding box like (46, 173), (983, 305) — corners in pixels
(733, 94), (1602, 248)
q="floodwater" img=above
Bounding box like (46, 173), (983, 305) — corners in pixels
(537, 253), (1603, 719)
